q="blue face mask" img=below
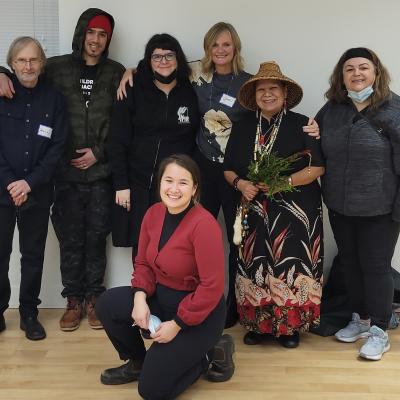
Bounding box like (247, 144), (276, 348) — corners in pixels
(347, 85), (374, 103)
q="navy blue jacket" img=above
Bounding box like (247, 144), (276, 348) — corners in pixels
(0, 75), (67, 207)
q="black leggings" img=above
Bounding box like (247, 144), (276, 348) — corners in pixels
(329, 211), (400, 330)
(96, 286), (225, 400)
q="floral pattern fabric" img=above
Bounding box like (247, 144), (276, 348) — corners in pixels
(236, 191), (323, 337)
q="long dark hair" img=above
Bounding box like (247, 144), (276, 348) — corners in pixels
(142, 33), (191, 85)
(157, 154), (201, 203)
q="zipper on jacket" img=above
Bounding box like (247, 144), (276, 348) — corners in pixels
(84, 106), (89, 180)
(149, 139), (161, 190)
(149, 92), (169, 190)
(342, 127), (351, 214)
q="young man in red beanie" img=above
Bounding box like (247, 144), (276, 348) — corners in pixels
(0, 8), (125, 332)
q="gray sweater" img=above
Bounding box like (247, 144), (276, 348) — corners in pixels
(318, 94), (400, 220)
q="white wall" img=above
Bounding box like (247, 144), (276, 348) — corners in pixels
(8, 0), (400, 307)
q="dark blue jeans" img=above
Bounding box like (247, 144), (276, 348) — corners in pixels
(329, 211), (400, 330)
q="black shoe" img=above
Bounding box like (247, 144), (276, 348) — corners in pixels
(205, 334), (235, 382)
(20, 316), (46, 340)
(277, 331), (300, 349)
(0, 315), (5, 333)
(100, 359), (142, 385)
(243, 331), (265, 345)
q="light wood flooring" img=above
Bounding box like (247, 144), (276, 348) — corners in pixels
(1, 309), (400, 400)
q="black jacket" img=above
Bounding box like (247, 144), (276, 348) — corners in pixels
(46, 8), (125, 183)
(0, 76), (67, 206)
(318, 95), (400, 220)
(107, 67), (200, 190)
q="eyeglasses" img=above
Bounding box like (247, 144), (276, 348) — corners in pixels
(151, 53), (176, 63)
(14, 58), (41, 67)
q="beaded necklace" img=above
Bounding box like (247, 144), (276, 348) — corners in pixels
(253, 109), (284, 161)
(233, 108), (285, 247)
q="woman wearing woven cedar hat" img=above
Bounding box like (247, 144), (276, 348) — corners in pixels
(116, 23), (321, 330)
(223, 61), (325, 348)
(316, 47), (400, 360)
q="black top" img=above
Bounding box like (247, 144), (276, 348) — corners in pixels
(191, 65), (252, 163)
(223, 111), (324, 181)
(158, 203), (193, 250)
(107, 66), (200, 191)
(80, 64), (98, 106)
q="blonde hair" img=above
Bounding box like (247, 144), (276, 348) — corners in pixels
(7, 36), (46, 70)
(201, 22), (244, 75)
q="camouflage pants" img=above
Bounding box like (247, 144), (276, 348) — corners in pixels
(51, 180), (113, 300)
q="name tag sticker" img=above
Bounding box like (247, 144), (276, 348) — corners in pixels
(219, 93), (236, 107)
(37, 124), (53, 139)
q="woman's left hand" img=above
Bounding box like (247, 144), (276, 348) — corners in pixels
(303, 118), (320, 139)
(151, 320), (181, 344)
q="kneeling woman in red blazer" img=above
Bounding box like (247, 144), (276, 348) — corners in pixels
(96, 154), (233, 399)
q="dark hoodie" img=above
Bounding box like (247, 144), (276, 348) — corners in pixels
(107, 60), (200, 190)
(44, 8), (125, 183)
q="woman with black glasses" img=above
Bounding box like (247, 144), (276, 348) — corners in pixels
(107, 33), (200, 250)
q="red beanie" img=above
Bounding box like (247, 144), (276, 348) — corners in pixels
(87, 15), (112, 39)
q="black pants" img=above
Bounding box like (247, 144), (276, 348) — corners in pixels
(329, 211), (400, 330)
(193, 149), (240, 325)
(0, 204), (49, 317)
(96, 286), (225, 400)
(51, 180), (112, 299)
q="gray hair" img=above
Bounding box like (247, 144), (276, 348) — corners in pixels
(7, 36), (46, 70)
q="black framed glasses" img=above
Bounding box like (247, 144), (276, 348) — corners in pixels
(151, 52), (176, 62)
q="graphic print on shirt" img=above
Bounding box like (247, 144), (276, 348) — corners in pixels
(80, 64), (98, 108)
(80, 77), (94, 108)
(177, 106), (190, 124)
(203, 109), (232, 161)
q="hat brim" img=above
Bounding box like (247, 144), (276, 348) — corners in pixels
(238, 76), (303, 111)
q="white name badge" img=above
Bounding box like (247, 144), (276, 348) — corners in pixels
(37, 124), (53, 139)
(219, 93), (236, 107)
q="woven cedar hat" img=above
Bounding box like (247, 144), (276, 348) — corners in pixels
(238, 61), (303, 111)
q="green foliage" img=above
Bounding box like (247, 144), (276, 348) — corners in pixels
(247, 152), (301, 198)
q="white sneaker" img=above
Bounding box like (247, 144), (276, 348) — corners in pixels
(335, 313), (370, 343)
(359, 326), (390, 361)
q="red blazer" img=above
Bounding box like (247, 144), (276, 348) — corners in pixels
(131, 202), (225, 327)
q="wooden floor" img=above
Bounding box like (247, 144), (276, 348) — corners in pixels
(1, 309), (400, 400)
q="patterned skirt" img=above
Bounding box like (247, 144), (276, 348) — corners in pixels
(235, 190), (323, 337)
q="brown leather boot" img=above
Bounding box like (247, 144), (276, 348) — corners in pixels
(86, 296), (103, 330)
(59, 297), (83, 331)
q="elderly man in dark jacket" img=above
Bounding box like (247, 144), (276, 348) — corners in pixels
(0, 37), (67, 340)
(0, 8), (125, 332)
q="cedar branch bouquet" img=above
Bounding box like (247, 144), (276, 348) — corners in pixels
(247, 150), (311, 198)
